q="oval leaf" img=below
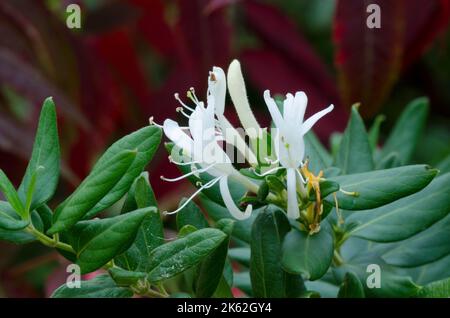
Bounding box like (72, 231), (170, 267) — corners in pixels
(147, 228), (226, 283)
(18, 97), (60, 211)
(68, 208), (151, 274)
(325, 165), (437, 210)
(250, 206), (292, 297)
(49, 150), (137, 234)
(51, 274), (132, 298)
(347, 173), (450, 242)
(282, 225), (334, 281)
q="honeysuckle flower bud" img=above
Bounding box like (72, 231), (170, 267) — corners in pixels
(227, 60), (261, 141)
(208, 66), (257, 165)
(263, 90), (334, 219)
(161, 81), (259, 220)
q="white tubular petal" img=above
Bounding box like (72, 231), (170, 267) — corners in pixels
(227, 60), (261, 135)
(286, 168), (300, 219)
(209, 67), (227, 116)
(294, 91), (308, 124)
(263, 90), (284, 128)
(163, 119), (194, 156)
(218, 115), (257, 164)
(301, 104), (334, 135)
(219, 176), (252, 220)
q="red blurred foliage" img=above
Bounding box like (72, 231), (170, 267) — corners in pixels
(333, 0), (450, 117)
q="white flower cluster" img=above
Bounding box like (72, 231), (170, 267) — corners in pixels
(155, 60), (333, 220)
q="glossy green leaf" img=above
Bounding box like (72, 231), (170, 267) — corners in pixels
(195, 219), (234, 298)
(337, 272), (365, 298)
(0, 170), (25, 218)
(250, 206), (291, 297)
(109, 267), (146, 286)
(18, 97), (60, 211)
(117, 174), (164, 271)
(282, 225), (334, 281)
(304, 131), (332, 174)
(36, 204), (53, 233)
(176, 199), (209, 230)
(49, 150), (137, 234)
(347, 173), (450, 242)
(334, 262), (420, 298)
(85, 126), (162, 218)
(0, 210), (45, 244)
(368, 114), (385, 151)
(382, 214), (450, 267)
(0, 201), (29, 230)
(325, 165), (437, 210)
(199, 194), (260, 243)
(52, 274), (133, 298)
(335, 106), (374, 174)
(68, 208), (151, 274)
(376, 152), (401, 170)
(416, 277), (450, 298)
(380, 97), (429, 165)
(147, 228), (226, 283)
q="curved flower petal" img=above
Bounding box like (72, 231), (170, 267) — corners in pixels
(228, 60), (261, 135)
(209, 66), (227, 116)
(219, 176), (252, 220)
(163, 119), (194, 156)
(294, 91), (308, 124)
(301, 104), (334, 135)
(286, 168), (300, 219)
(264, 90), (284, 128)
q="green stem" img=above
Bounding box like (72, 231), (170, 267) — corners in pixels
(26, 226), (75, 253)
(333, 250), (344, 266)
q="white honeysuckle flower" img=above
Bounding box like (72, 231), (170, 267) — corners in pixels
(263, 90), (334, 219)
(227, 60), (261, 141)
(161, 83), (259, 220)
(208, 66), (257, 165)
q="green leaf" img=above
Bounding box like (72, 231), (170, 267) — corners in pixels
(368, 114), (385, 151)
(146, 228), (226, 283)
(195, 219), (234, 298)
(376, 152), (401, 170)
(85, 126), (162, 219)
(335, 106), (374, 174)
(176, 199), (209, 230)
(0, 170), (25, 218)
(116, 174), (164, 271)
(436, 154), (450, 174)
(282, 225), (334, 281)
(334, 262), (420, 298)
(0, 201), (29, 230)
(304, 131), (332, 174)
(382, 214), (450, 267)
(250, 206), (291, 297)
(68, 208), (151, 274)
(337, 272), (365, 298)
(109, 267), (146, 286)
(347, 173), (450, 242)
(0, 210), (45, 244)
(416, 277), (450, 298)
(325, 165), (437, 210)
(49, 150), (137, 234)
(36, 204), (53, 233)
(178, 224), (198, 238)
(51, 274), (133, 298)
(199, 194), (260, 243)
(380, 97), (429, 165)
(18, 97), (60, 211)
